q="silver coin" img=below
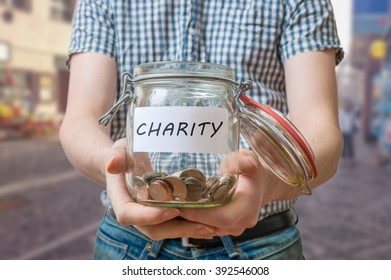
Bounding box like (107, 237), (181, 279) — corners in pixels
(211, 175), (237, 201)
(163, 176), (187, 201)
(142, 172), (167, 184)
(180, 168), (206, 185)
(211, 185), (229, 201)
(184, 177), (203, 202)
(201, 176), (220, 199)
(204, 176), (220, 192)
(219, 175), (237, 187)
(171, 170), (183, 178)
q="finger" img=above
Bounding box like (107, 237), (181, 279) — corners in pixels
(179, 172), (262, 231)
(115, 202), (181, 227)
(135, 218), (215, 240)
(180, 193), (258, 231)
(106, 167), (180, 226)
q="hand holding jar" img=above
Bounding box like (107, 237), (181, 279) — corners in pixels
(104, 138), (216, 240)
(100, 62), (316, 209)
(100, 61), (317, 240)
(105, 139), (302, 239)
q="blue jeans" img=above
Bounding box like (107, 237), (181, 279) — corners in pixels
(93, 211), (304, 260)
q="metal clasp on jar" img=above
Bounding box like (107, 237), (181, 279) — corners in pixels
(234, 80), (253, 100)
(99, 72), (134, 127)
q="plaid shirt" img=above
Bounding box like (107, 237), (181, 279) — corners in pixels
(69, 0), (343, 219)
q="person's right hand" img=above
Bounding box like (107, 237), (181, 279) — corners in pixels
(104, 138), (216, 241)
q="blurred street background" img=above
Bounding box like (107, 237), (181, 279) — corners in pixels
(1, 0), (391, 260)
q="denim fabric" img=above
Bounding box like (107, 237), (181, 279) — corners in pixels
(93, 212), (304, 260)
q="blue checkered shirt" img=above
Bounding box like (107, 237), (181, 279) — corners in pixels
(68, 0), (343, 219)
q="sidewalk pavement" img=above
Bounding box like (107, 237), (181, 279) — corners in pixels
(295, 134), (391, 259)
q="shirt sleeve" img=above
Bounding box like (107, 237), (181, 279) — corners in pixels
(279, 0), (344, 65)
(67, 0), (117, 66)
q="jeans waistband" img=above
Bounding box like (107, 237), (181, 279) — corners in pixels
(178, 209), (298, 247)
(107, 206), (297, 248)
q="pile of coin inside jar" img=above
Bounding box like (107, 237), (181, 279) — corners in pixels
(131, 168), (237, 204)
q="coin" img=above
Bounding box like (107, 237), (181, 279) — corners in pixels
(220, 174), (237, 187)
(143, 172), (167, 184)
(136, 184), (149, 202)
(131, 168), (237, 204)
(180, 168), (206, 185)
(129, 176), (148, 201)
(211, 175), (237, 201)
(148, 179), (173, 201)
(163, 176), (187, 201)
(211, 185), (229, 201)
(201, 176), (220, 199)
(184, 177), (203, 202)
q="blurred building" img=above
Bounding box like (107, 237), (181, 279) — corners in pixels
(350, 0), (391, 154)
(0, 0), (76, 138)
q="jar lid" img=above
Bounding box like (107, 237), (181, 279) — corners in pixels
(238, 94), (316, 194)
(133, 61), (236, 83)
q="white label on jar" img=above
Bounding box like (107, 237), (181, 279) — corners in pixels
(133, 106), (230, 153)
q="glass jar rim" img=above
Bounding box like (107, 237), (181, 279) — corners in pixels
(133, 61), (236, 83)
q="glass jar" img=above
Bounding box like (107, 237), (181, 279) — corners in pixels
(99, 61), (316, 208)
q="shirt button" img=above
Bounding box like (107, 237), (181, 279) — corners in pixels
(189, 28), (198, 36)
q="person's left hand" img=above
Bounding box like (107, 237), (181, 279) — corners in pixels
(179, 149), (284, 237)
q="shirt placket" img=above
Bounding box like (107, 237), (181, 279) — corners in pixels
(184, 0), (201, 61)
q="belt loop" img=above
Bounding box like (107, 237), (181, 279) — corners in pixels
(291, 208), (299, 225)
(220, 236), (248, 260)
(181, 237), (194, 247)
(147, 240), (164, 258)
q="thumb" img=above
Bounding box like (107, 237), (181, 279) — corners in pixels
(238, 149), (259, 177)
(220, 149), (259, 177)
(105, 138), (133, 174)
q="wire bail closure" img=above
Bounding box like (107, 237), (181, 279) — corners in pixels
(99, 72), (134, 127)
(234, 80), (253, 100)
